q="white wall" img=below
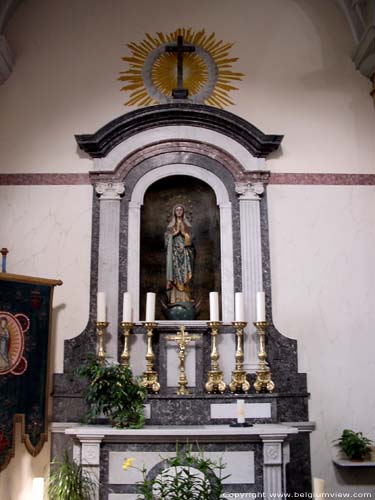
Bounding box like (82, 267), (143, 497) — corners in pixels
(0, 0), (374, 497)
(268, 184), (375, 492)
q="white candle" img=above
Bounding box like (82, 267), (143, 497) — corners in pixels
(32, 477), (44, 500)
(313, 478), (325, 497)
(122, 292), (132, 322)
(235, 292), (245, 322)
(97, 292), (106, 322)
(256, 291), (266, 322)
(209, 292), (219, 321)
(145, 292), (156, 322)
(236, 399), (245, 424)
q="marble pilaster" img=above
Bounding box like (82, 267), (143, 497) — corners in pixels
(261, 434), (285, 499)
(96, 182), (125, 361)
(77, 433), (105, 500)
(236, 182), (265, 371)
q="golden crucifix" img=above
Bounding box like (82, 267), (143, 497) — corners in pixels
(165, 326), (201, 395)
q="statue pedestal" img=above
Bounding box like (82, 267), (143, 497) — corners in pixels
(64, 424), (300, 500)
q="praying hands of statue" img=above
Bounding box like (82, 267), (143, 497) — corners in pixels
(172, 221), (185, 236)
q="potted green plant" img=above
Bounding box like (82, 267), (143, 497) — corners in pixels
(48, 451), (97, 500)
(334, 429), (373, 461)
(77, 356), (148, 429)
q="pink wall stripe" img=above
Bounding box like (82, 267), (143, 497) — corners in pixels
(0, 172), (375, 186)
(0, 173), (91, 185)
(269, 173), (375, 185)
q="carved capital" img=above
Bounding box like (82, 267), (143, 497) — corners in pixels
(235, 182), (265, 200)
(263, 442), (282, 465)
(95, 182), (125, 200)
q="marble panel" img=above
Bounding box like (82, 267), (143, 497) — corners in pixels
(109, 450), (254, 484)
(210, 403), (272, 419)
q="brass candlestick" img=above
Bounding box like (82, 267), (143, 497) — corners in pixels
(120, 321), (134, 367)
(253, 321), (275, 393)
(166, 325), (201, 395)
(229, 321), (250, 393)
(141, 322), (160, 394)
(205, 321), (227, 394)
(95, 321), (109, 361)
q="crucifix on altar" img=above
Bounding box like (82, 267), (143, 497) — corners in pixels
(165, 35), (195, 99)
(166, 326), (201, 395)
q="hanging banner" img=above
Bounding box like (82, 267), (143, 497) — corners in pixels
(0, 273), (62, 471)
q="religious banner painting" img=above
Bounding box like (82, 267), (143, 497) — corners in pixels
(118, 27), (244, 108)
(0, 273), (62, 471)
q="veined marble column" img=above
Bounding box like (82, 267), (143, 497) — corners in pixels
(236, 182), (264, 371)
(96, 182), (125, 361)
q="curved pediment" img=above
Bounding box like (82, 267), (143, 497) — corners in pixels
(75, 103), (283, 159)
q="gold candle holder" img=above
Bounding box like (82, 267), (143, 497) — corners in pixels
(141, 322), (160, 394)
(166, 326), (201, 395)
(253, 321), (275, 393)
(120, 321), (134, 367)
(229, 321), (250, 393)
(205, 321), (227, 394)
(95, 321), (109, 361)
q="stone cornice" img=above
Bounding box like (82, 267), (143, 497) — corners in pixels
(75, 104), (284, 159)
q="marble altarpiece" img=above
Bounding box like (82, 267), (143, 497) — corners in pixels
(52, 103), (314, 499)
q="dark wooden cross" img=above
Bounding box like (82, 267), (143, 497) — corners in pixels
(165, 35), (195, 99)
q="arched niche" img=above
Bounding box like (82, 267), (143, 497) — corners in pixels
(128, 164), (234, 322)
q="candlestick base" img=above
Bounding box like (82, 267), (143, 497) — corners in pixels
(229, 421), (253, 427)
(253, 369), (275, 394)
(229, 370), (250, 394)
(141, 370), (160, 394)
(205, 370), (227, 394)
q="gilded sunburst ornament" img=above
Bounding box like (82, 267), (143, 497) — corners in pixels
(118, 28), (244, 108)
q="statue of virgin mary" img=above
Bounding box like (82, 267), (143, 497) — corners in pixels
(165, 205), (195, 304)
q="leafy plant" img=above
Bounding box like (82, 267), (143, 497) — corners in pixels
(334, 429), (373, 461)
(77, 356), (147, 428)
(48, 450), (97, 500)
(123, 447), (229, 500)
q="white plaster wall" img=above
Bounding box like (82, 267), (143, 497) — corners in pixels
(0, 0), (373, 174)
(0, 185), (93, 372)
(268, 184), (375, 493)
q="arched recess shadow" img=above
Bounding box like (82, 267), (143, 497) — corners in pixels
(140, 175), (221, 320)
